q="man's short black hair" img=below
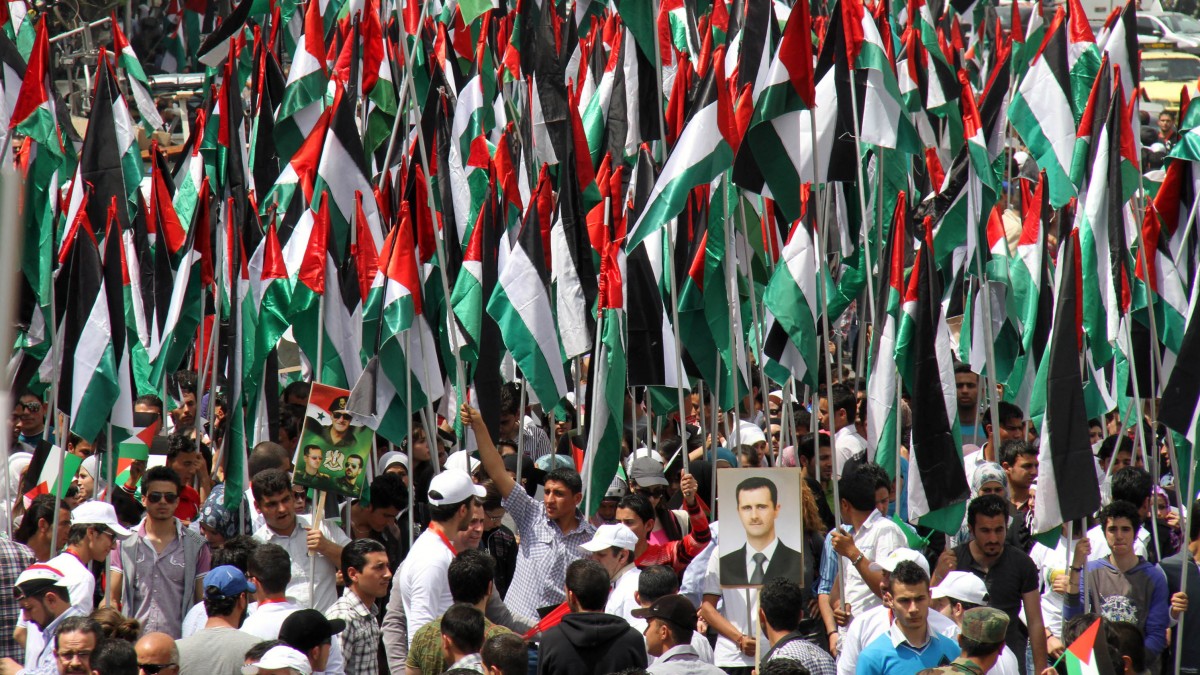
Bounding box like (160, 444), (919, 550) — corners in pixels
(998, 440), (1037, 468)
(367, 473), (407, 511)
(967, 494), (1009, 529)
(959, 635), (1005, 658)
(636, 565), (679, 604)
(244, 640), (285, 663)
(982, 401), (1024, 430)
(448, 549), (495, 604)
(758, 658), (811, 675)
(202, 589), (243, 618)
(856, 463), (891, 492)
(735, 475), (778, 506)
(92, 637), (136, 675)
(341, 538), (386, 582)
(55, 616), (104, 649)
(825, 383), (857, 423)
(565, 559), (611, 611)
(134, 394), (164, 412)
(794, 432), (828, 463)
(143, 465), (182, 492)
(887, 560), (930, 592)
(544, 468), (583, 495)
(759, 578), (805, 633)
(166, 433), (202, 464)
(249, 442), (291, 478)
(212, 536), (258, 571)
(837, 468), (878, 513)
(1107, 620), (1147, 673)
(1099, 500), (1142, 533)
(1111, 467), (1153, 507)
(174, 370), (198, 396)
(441, 603), (486, 654)
(251, 468), (292, 503)
(1097, 434), (1134, 463)
(282, 381), (311, 401)
(954, 363), (975, 376)
(481, 633), (526, 675)
(499, 383), (521, 417)
(616, 493), (654, 524)
(247, 543), (292, 595)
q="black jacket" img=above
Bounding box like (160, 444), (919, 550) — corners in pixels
(1159, 550), (1200, 674)
(537, 612), (647, 675)
(719, 541), (804, 586)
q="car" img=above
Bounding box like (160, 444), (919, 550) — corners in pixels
(1137, 12), (1200, 49)
(1141, 50), (1200, 112)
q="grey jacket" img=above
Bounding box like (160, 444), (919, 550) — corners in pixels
(115, 522), (208, 630)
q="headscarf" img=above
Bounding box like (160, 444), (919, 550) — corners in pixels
(7, 451), (31, 497)
(196, 483), (253, 540)
(970, 462), (1009, 498)
(78, 456), (108, 500)
(377, 451), (409, 477)
(779, 445), (798, 467)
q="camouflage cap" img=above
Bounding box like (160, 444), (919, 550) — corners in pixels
(960, 607), (1009, 644)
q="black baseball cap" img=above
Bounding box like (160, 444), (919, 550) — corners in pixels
(279, 609), (346, 652)
(630, 594), (697, 634)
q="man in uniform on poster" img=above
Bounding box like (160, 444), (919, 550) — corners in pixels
(719, 475), (803, 585)
(321, 398), (358, 449)
(335, 455), (364, 495)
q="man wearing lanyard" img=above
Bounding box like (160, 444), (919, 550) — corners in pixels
(392, 469), (485, 645)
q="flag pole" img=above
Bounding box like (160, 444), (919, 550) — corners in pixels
(736, 197), (770, 447)
(0, 166), (22, 536)
(724, 182), (742, 454)
(973, 242), (1004, 462)
(665, 217), (690, 471)
(1174, 431), (1197, 675)
(1122, 317), (1161, 559)
(378, 0), (432, 178)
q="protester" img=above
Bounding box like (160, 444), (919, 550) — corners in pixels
(325, 540), (390, 675)
(0, 537), (37, 660)
(50, 502), (132, 614)
(438, 604), (487, 674)
(91, 637), (138, 675)
(855, 561), (960, 674)
(348, 474), (407, 573)
(479, 634), (525, 675)
(109, 467), (211, 638)
(3, 565), (84, 675)
(914, 607), (1009, 675)
(818, 384), (866, 475)
(51, 616), (103, 675)
(277, 611), (344, 675)
(627, 565), (713, 665)
(240, 646), (312, 675)
(132, 634), (178, 675)
(827, 466), (907, 625)
(176, 567), (262, 675)
(632, 595), (722, 675)
(757, 578), (835, 675)
(14, 495), (72, 563)
(1161, 498), (1200, 669)
(929, 572), (1019, 675)
(479, 481), (518, 598)
(580, 524), (640, 619)
(180, 536), (259, 638)
(536, 560), (647, 675)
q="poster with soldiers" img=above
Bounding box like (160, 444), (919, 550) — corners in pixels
(293, 383), (372, 498)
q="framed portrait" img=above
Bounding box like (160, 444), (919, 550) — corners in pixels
(293, 383), (372, 498)
(717, 467), (804, 588)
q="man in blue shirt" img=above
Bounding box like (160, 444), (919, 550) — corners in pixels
(857, 561), (960, 675)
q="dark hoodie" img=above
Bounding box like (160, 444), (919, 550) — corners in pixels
(536, 611), (647, 675)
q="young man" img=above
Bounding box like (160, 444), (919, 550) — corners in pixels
(462, 404), (595, 624)
(757, 579), (835, 675)
(1087, 467), (1156, 561)
(954, 365), (983, 446)
(348, 474), (407, 574)
(915, 607), (1010, 675)
(392, 469), (483, 643)
(536, 560), (646, 675)
(613, 483), (708, 577)
(403, 550), (514, 675)
(326, 540), (391, 675)
(49, 502), (132, 613)
(109, 466), (212, 638)
(718, 476), (803, 585)
(176, 566), (263, 675)
(166, 433), (210, 522)
(0, 566), (82, 675)
(250, 469), (348, 611)
(629, 566), (713, 665)
(998, 440), (1038, 553)
(793, 433), (836, 531)
(240, 645), (313, 675)
(945, 494), (1046, 673)
(480, 634), (525, 675)
(930, 572), (1019, 675)
(818, 384), (867, 476)
(496, 383), (553, 461)
(855, 562), (961, 675)
(438, 604), (486, 673)
(827, 467), (907, 618)
(1161, 498), (1200, 670)
(241, 545), (346, 675)
(0, 538), (35, 661)
(279, 611), (346, 675)
(580, 525), (639, 619)
(634, 595), (723, 675)
(970, 402), (1025, 466)
(1065, 500), (1188, 665)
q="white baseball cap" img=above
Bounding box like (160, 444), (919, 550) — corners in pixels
(70, 501), (134, 538)
(241, 646), (313, 675)
(868, 548), (930, 576)
(581, 523), (638, 552)
(427, 469), (486, 506)
(444, 450), (481, 474)
(931, 571), (989, 606)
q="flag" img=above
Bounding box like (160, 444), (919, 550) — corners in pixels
(274, 0), (327, 164)
(346, 355), (411, 446)
(110, 15), (163, 130)
(762, 207), (820, 388)
(867, 193), (909, 477)
(582, 236), (626, 513)
(22, 451), (82, 506)
(487, 166), (568, 411)
(1160, 238), (1200, 443)
(1061, 618), (1119, 675)
(1031, 230), (1100, 536)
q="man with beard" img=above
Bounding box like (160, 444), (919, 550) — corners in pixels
(335, 456), (364, 496)
(48, 502), (133, 613)
(0, 566), (83, 675)
(176, 566), (263, 675)
(52, 617), (103, 675)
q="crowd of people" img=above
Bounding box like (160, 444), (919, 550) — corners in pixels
(0, 369), (1197, 675)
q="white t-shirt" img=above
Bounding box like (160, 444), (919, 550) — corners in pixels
(241, 600), (345, 675)
(703, 536), (759, 668)
(606, 565), (642, 621)
(397, 527), (456, 646)
(252, 515), (351, 611)
(834, 427), (869, 476)
(842, 510), (907, 614)
(46, 551), (96, 612)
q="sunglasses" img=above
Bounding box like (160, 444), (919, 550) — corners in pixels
(19, 401), (41, 413)
(638, 487), (668, 499)
(147, 492), (179, 504)
(140, 664), (177, 674)
(332, 412), (352, 420)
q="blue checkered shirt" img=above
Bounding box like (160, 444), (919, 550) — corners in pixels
(0, 539), (35, 661)
(501, 487), (595, 623)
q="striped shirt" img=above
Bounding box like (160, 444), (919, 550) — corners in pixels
(501, 487), (595, 623)
(768, 638), (838, 675)
(520, 417), (554, 461)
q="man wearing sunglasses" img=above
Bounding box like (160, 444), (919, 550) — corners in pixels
(109, 467), (212, 638)
(0, 565), (81, 675)
(14, 392), (54, 497)
(319, 399), (357, 449)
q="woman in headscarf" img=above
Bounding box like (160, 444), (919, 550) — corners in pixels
(73, 456), (106, 505)
(948, 462), (1009, 548)
(194, 483), (253, 548)
(1, 451), (31, 527)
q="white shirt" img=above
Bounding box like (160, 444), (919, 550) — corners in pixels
(835, 604), (959, 675)
(241, 599), (346, 675)
(606, 564), (641, 620)
(703, 532), (758, 668)
(1032, 538), (1073, 638)
(1086, 523), (1150, 561)
(991, 646), (1021, 675)
(397, 527), (456, 646)
(842, 510), (907, 614)
(834, 427), (869, 476)
(180, 603), (207, 638)
(46, 551), (95, 613)
(252, 514), (351, 611)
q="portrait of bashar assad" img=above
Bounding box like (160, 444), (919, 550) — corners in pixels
(719, 475), (803, 586)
